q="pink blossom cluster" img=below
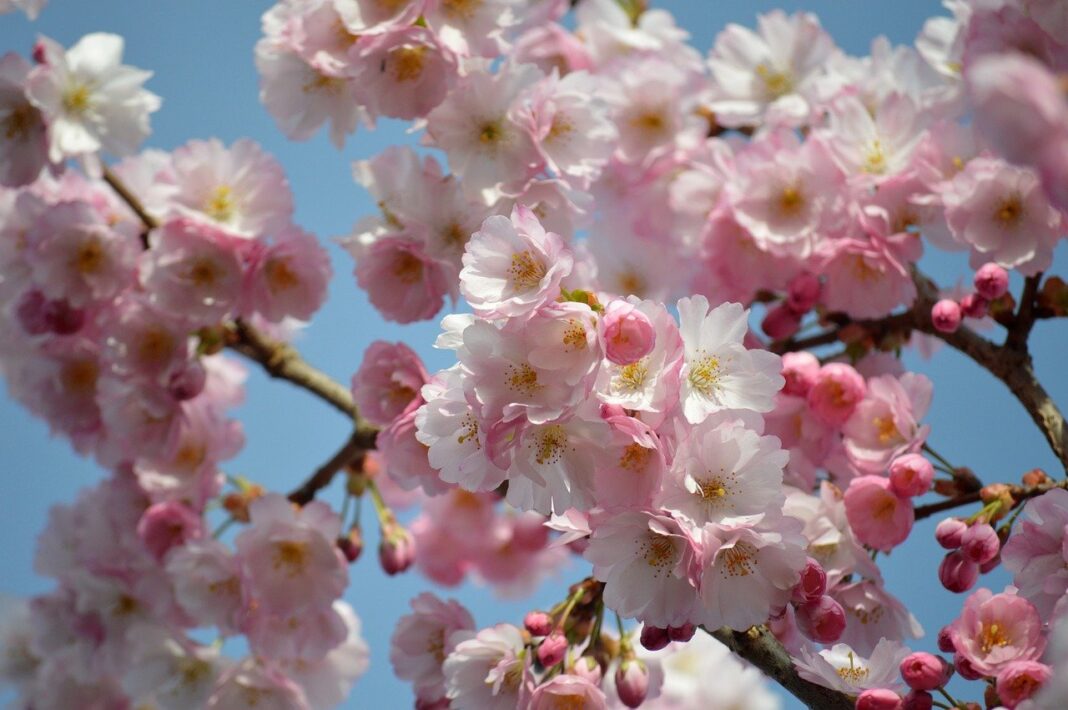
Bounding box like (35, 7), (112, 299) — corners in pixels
(0, 478), (368, 708)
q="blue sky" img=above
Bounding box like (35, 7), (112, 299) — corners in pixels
(1, 1), (1067, 708)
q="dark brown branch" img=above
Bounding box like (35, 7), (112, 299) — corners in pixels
(102, 165), (157, 248)
(1005, 272), (1042, 352)
(915, 479), (1068, 521)
(705, 626), (855, 710)
(288, 432), (368, 505)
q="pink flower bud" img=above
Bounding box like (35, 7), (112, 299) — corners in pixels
(524, 611), (553, 637)
(42, 298), (85, 335)
(960, 523), (1000, 565)
(808, 363), (867, 427)
(855, 688), (903, 710)
(338, 527), (363, 563)
(537, 631), (568, 668)
(415, 699), (449, 710)
(974, 263), (1009, 300)
(931, 299), (962, 333)
(136, 501), (203, 561)
(762, 303), (801, 340)
(937, 625), (957, 653)
(639, 625), (670, 652)
(954, 652), (984, 680)
(979, 553), (1001, 574)
(791, 557), (828, 605)
(996, 660), (1052, 708)
(795, 595), (846, 644)
(781, 351), (820, 397)
(903, 690), (934, 710)
(615, 658), (650, 708)
(786, 272), (821, 313)
(15, 290), (49, 335)
(939, 551), (979, 593)
(959, 293), (988, 319)
(935, 518), (967, 549)
(900, 652), (949, 691)
(571, 655), (603, 685)
(602, 300), (656, 365)
(888, 454), (935, 498)
(379, 524), (415, 575)
(668, 623), (695, 643)
(167, 360), (207, 401)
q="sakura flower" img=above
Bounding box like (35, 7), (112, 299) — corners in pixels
(695, 515), (808, 631)
(243, 601), (348, 661)
(26, 33), (160, 162)
(585, 510), (699, 628)
(168, 138), (294, 238)
(832, 580), (924, 656)
(941, 157), (1063, 276)
(351, 27), (459, 121)
(424, 0), (518, 58)
(592, 414), (665, 509)
(842, 372), (932, 475)
(442, 623), (533, 710)
(284, 601), (370, 710)
(660, 418), (788, 527)
(807, 363), (867, 427)
(997, 660), (1052, 709)
(822, 93), (926, 183)
(352, 233), (452, 323)
(140, 218), (245, 326)
(390, 593), (475, 704)
(378, 409), (450, 496)
(1002, 488), (1068, 617)
(529, 674), (607, 710)
(794, 638), (909, 695)
(677, 296), (784, 424)
(120, 625), (223, 710)
(948, 588), (1046, 677)
(166, 540), (243, 634)
(207, 659), (310, 710)
(610, 58), (698, 164)
(233, 493), (347, 616)
(460, 206), (572, 320)
(0, 53), (48, 187)
(425, 62), (543, 198)
(706, 11), (839, 128)
(844, 476), (914, 552)
(103, 296), (190, 383)
(27, 200), (137, 307)
(136, 501), (203, 562)
(242, 227), (331, 322)
(335, 0), (426, 35)
(352, 340), (428, 428)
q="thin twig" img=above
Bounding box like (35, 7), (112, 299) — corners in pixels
(915, 479), (1068, 521)
(101, 165), (157, 248)
(289, 432), (369, 506)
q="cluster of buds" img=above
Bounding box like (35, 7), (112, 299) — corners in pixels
(930, 263), (1010, 333)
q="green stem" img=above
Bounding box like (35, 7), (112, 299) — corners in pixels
(212, 517), (235, 539)
(366, 479), (391, 527)
(936, 687), (961, 708)
(557, 584), (587, 631)
(923, 443), (957, 472)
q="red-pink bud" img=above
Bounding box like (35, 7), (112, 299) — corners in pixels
(537, 631), (568, 668)
(42, 298), (85, 335)
(954, 652), (984, 680)
(15, 290), (49, 335)
(524, 611), (553, 637)
(338, 527), (363, 563)
(32, 40), (47, 64)
(931, 299), (962, 333)
(935, 518), (967, 549)
(939, 551), (979, 593)
(902, 690), (934, 710)
(974, 263), (1009, 300)
(167, 360), (207, 401)
(602, 300), (656, 365)
(959, 293), (989, 319)
(639, 625), (670, 652)
(855, 688), (903, 710)
(888, 454), (935, 498)
(379, 525), (415, 575)
(979, 553), (1001, 573)
(668, 623), (695, 643)
(795, 595), (846, 644)
(615, 658), (650, 708)
(900, 652), (949, 691)
(571, 655), (602, 685)
(781, 351), (819, 397)
(937, 625), (956, 653)
(787, 272), (821, 313)
(791, 557), (828, 605)
(960, 523), (999, 565)
(762, 303), (801, 340)
(415, 698), (449, 710)
(137, 501), (203, 561)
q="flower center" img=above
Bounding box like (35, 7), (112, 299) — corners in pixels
(532, 425), (569, 465)
(303, 72), (345, 95)
(392, 251), (424, 284)
(641, 534), (678, 571)
(719, 542), (756, 578)
(863, 139), (887, 174)
(426, 628), (446, 663)
(73, 237), (106, 275)
(688, 352), (722, 397)
(456, 413), (480, 447)
(265, 257), (300, 293)
(619, 443), (652, 473)
(390, 46), (427, 83)
(978, 622), (1012, 655)
(615, 361), (648, 394)
(135, 328), (177, 368)
(995, 196), (1023, 227)
(4, 103), (36, 140)
(506, 363), (543, 397)
(778, 185), (805, 217)
(441, 0), (482, 20)
(189, 258), (222, 288)
(873, 415), (902, 445)
(61, 359), (99, 395)
(272, 540), (309, 577)
(509, 250), (547, 291)
(205, 185), (235, 223)
(836, 651), (870, 685)
(561, 319), (587, 351)
(872, 493), (898, 521)
(62, 83), (92, 115)
(756, 63), (793, 98)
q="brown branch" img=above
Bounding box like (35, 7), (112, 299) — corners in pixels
(289, 432), (369, 505)
(705, 626), (854, 710)
(915, 479), (1068, 521)
(102, 165), (157, 248)
(1005, 272), (1042, 352)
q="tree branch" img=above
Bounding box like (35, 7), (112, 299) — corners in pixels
(102, 165), (157, 248)
(1005, 273), (1042, 352)
(915, 479), (1068, 521)
(705, 626), (855, 710)
(288, 431), (369, 505)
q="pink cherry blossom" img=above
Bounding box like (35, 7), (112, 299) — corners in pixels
(0, 53), (48, 187)
(807, 363), (867, 427)
(794, 638), (909, 695)
(243, 227), (332, 323)
(844, 475), (914, 552)
(352, 234), (452, 324)
(1002, 488), (1068, 617)
(390, 593), (475, 704)
(442, 623), (532, 710)
(949, 588), (1046, 677)
(351, 27), (458, 121)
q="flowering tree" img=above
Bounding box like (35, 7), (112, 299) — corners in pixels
(1, 0), (1068, 708)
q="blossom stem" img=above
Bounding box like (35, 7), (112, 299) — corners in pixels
(366, 479), (392, 527)
(211, 517), (235, 539)
(922, 443), (957, 472)
(936, 687), (961, 707)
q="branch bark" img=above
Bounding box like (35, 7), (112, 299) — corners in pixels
(289, 432), (368, 505)
(915, 478), (1068, 521)
(705, 626), (855, 710)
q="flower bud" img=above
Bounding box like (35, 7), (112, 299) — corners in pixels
(668, 623), (695, 643)
(781, 351), (819, 397)
(974, 263), (1009, 300)
(888, 454), (934, 498)
(639, 625), (670, 652)
(935, 518), (967, 549)
(338, 526), (363, 563)
(900, 652), (949, 691)
(791, 557), (828, 606)
(786, 272), (821, 313)
(959, 293), (988, 319)
(954, 652), (983, 680)
(570, 655), (603, 685)
(379, 524), (415, 575)
(939, 551), (979, 593)
(524, 611), (553, 637)
(615, 658), (650, 708)
(808, 363), (867, 426)
(42, 298), (85, 335)
(960, 523), (999, 565)
(537, 631), (568, 668)
(762, 303), (801, 340)
(979, 553), (1001, 574)
(602, 300), (655, 365)
(931, 299), (962, 333)
(855, 688), (903, 710)
(902, 690), (933, 710)
(415, 699), (449, 710)
(1022, 468), (1052, 487)
(937, 625), (956, 653)
(795, 595), (846, 644)
(167, 360), (207, 401)
(137, 501), (203, 561)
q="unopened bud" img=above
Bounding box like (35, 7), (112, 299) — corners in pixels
(795, 595), (846, 644)
(935, 518), (967, 549)
(378, 524), (415, 575)
(639, 625), (670, 652)
(1022, 468), (1052, 487)
(960, 523), (999, 565)
(524, 611), (553, 637)
(900, 652), (949, 691)
(855, 688), (903, 710)
(615, 658), (650, 708)
(537, 631), (568, 668)
(762, 304), (801, 340)
(668, 623), (695, 643)
(939, 551), (978, 593)
(570, 655), (602, 685)
(168, 360), (207, 401)
(791, 557), (827, 605)
(931, 299), (962, 333)
(338, 526), (363, 563)
(903, 690), (933, 710)
(974, 263), (1009, 300)
(959, 293), (988, 319)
